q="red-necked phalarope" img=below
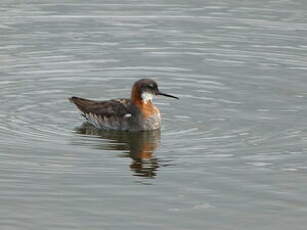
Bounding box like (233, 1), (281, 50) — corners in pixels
(69, 79), (179, 131)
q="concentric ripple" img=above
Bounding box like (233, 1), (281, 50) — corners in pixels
(1, 0), (307, 229)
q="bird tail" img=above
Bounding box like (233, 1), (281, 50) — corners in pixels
(69, 96), (97, 113)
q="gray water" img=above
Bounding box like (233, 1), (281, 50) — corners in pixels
(1, 0), (307, 229)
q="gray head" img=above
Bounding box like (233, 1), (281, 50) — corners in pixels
(131, 79), (179, 102)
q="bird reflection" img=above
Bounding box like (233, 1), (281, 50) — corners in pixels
(75, 123), (160, 178)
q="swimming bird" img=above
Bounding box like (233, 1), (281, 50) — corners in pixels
(69, 79), (179, 131)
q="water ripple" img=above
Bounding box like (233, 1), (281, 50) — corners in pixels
(1, 1), (307, 229)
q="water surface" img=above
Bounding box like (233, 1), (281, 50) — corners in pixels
(1, 0), (307, 229)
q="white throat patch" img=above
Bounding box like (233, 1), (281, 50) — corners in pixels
(141, 92), (154, 103)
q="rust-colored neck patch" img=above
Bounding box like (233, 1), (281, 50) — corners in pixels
(131, 82), (160, 118)
(137, 101), (159, 118)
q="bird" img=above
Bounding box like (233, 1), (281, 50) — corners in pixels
(69, 79), (179, 131)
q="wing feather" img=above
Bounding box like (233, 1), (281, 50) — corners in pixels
(69, 96), (132, 130)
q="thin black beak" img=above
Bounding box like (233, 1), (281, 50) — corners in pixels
(157, 91), (179, 99)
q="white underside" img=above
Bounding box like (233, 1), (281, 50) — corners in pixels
(85, 113), (129, 130)
(85, 111), (161, 131)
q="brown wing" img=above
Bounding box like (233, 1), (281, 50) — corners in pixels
(69, 96), (133, 130)
(69, 96), (131, 117)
